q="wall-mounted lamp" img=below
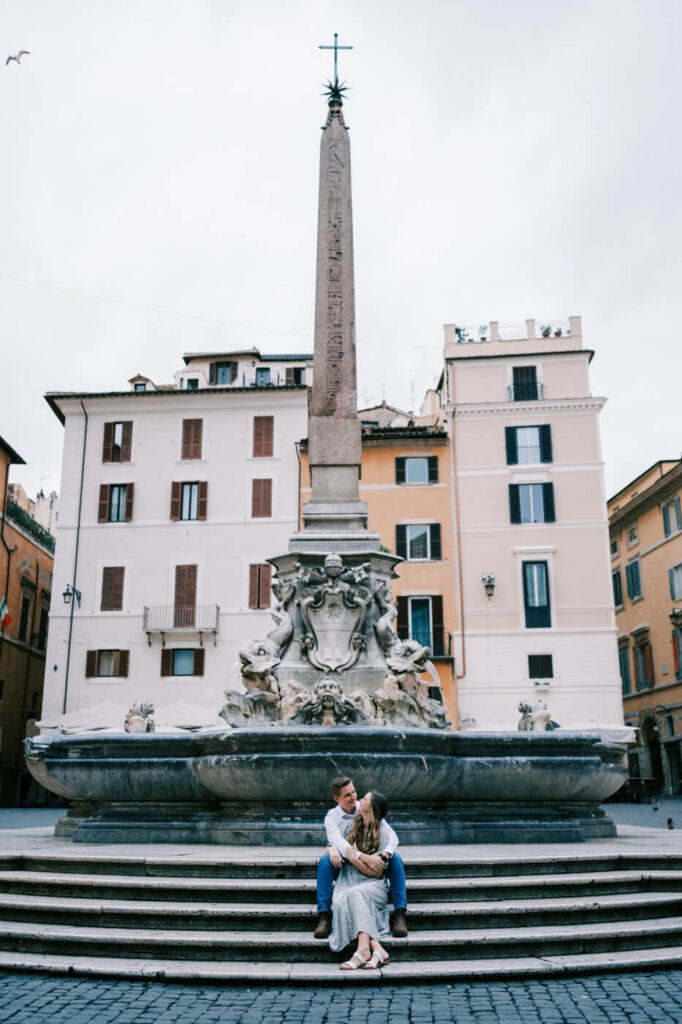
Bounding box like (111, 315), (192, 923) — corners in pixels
(62, 584), (81, 607)
(481, 572), (495, 599)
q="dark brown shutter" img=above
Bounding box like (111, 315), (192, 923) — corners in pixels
(98, 485), (109, 522)
(259, 564), (271, 608)
(248, 564), (260, 608)
(125, 483), (134, 522)
(170, 482), (181, 521)
(209, 362), (217, 385)
(161, 649), (173, 676)
(101, 567), (124, 611)
(251, 478), (272, 518)
(230, 361), (238, 383)
(117, 650), (129, 677)
(397, 597), (409, 640)
(182, 419), (202, 459)
(175, 564), (197, 626)
(253, 416), (274, 458)
(197, 481), (208, 520)
(286, 367), (294, 385)
(120, 422), (132, 462)
(194, 648), (205, 676)
(431, 596), (444, 656)
(102, 423), (114, 462)
(85, 650), (98, 677)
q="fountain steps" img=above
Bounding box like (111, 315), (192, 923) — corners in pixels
(0, 849), (682, 980)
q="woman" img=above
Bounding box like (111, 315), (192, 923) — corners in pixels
(329, 790), (392, 970)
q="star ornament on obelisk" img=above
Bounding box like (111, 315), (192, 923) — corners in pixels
(304, 32), (369, 534)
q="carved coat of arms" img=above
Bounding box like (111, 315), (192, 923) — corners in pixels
(297, 554), (371, 673)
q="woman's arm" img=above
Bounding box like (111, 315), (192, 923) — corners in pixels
(345, 846), (383, 877)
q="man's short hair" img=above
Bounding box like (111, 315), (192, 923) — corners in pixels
(331, 776), (352, 797)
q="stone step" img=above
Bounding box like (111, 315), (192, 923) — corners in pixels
(1, 867), (680, 904)
(1, 915), (681, 962)
(0, 889), (680, 932)
(2, 945), (682, 983)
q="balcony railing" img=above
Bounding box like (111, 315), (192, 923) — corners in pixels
(452, 318), (574, 344)
(143, 605), (220, 645)
(508, 382), (544, 402)
(397, 627), (452, 660)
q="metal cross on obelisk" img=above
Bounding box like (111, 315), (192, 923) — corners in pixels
(318, 31), (353, 85)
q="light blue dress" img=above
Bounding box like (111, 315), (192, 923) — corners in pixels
(328, 819), (392, 952)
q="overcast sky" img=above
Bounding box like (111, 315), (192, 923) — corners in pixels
(2, 0), (680, 500)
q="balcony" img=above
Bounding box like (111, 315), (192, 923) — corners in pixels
(397, 627), (453, 660)
(452, 318), (574, 344)
(508, 382), (545, 402)
(143, 605), (220, 646)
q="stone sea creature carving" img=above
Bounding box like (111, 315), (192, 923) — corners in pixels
(124, 702), (155, 733)
(287, 677), (372, 727)
(278, 679), (309, 721)
(219, 689), (279, 729)
(518, 699), (559, 732)
(296, 554), (372, 673)
(374, 581), (431, 674)
(238, 581), (295, 692)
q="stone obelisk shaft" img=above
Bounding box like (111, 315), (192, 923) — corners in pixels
(304, 98), (367, 532)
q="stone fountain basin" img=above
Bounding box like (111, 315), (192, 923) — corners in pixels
(25, 728), (627, 844)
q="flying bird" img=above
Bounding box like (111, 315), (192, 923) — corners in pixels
(6, 50), (30, 65)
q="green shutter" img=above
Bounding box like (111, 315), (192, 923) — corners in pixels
(663, 504), (671, 537)
(427, 456), (439, 483)
(505, 427), (518, 465)
(539, 425), (553, 462)
(396, 525), (407, 559)
(395, 458), (406, 484)
(543, 483), (556, 523)
(430, 524), (442, 560)
(509, 484), (521, 524)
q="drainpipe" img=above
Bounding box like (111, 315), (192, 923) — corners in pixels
(295, 441), (302, 532)
(16, 557), (40, 804)
(63, 400), (88, 714)
(0, 460), (17, 658)
(445, 363), (466, 684)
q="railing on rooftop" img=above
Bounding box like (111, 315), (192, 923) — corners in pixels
(453, 318), (573, 344)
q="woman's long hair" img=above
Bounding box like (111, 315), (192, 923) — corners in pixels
(346, 791), (388, 854)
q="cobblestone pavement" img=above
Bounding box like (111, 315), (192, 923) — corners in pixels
(1, 971), (681, 1023)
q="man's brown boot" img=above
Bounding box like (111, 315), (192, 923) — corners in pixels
(314, 911), (332, 939)
(392, 908), (408, 937)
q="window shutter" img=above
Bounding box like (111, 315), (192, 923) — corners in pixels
(675, 496), (681, 529)
(625, 563), (633, 599)
(663, 504), (671, 537)
(85, 650), (98, 677)
(543, 483), (556, 523)
(286, 367), (294, 385)
(160, 649), (173, 676)
(395, 458), (406, 484)
(101, 567), (124, 611)
(175, 564), (197, 608)
(427, 456), (439, 483)
(194, 648), (205, 676)
(182, 419), (202, 459)
(431, 595), (444, 656)
(248, 565), (260, 608)
(117, 650), (129, 678)
(102, 423), (114, 462)
(670, 568), (677, 600)
(209, 362), (217, 385)
(396, 525), (407, 560)
(632, 647), (639, 687)
(540, 425), (553, 463)
(253, 416), (274, 458)
(170, 481), (181, 521)
(505, 427), (518, 465)
(259, 564), (272, 608)
(198, 481), (208, 521)
(252, 479), (272, 517)
(397, 597), (409, 639)
(644, 643), (653, 683)
(509, 484), (521, 524)
(230, 361), (238, 383)
(672, 634), (680, 675)
(120, 422), (132, 462)
(125, 483), (134, 522)
(98, 485), (109, 523)
(430, 523), (442, 560)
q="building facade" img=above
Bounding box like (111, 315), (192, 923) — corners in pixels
(609, 459), (682, 794)
(0, 437), (54, 804)
(440, 316), (623, 729)
(41, 349), (311, 730)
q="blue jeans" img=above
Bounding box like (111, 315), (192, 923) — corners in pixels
(316, 852), (407, 914)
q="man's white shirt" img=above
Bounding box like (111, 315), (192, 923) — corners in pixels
(324, 803), (399, 860)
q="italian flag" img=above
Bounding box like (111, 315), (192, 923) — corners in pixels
(0, 597), (11, 627)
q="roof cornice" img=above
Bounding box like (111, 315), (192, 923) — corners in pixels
(453, 397), (606, 417)
(609, 462), (682, 531)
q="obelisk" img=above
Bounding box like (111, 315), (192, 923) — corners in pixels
(302, 59), (367, 534)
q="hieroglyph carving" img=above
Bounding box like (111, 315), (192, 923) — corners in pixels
(297, 554), (371, 673)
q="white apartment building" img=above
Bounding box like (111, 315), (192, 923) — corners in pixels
(441, 316), (624, 729)
(41, 349), (311, 730)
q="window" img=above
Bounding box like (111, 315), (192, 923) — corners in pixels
(36, 604), (49, 650)
(612, 569), (624, 607)
(210, 361), (238, 385)
(396, 595), (446, 657)
(395, 456), (439, 485)
(511, 366), (539, 401)
(396, 524), (442, 561)
(102, 421), (132, 463)
(633, 639), (654, 690)
(255, 367), (271, 386)
(625, 559), (642, 600)
(286, 367), (305, 385)
(134, 383), (146, 392)
(249, 564), (272, 609)
(170, 482), (207, 521)
(610, 538), (619, 558)
(161, 648), (205, 677)
(18, 593), (32, 642)
(253, 416), (274, 458)
(86, 650), (129, 678)
(626, 524), (639, 549)
(186, 378), (199, 390)
(505, 425), (552, 465)
(522, 561), (551, 628)
(181, 419), (202, 460)
(528, 654), (553, 679)
(252, 479), (272, 518)
(669, 563), (682, 600)
(174, 565), (197, 628)
(663, 497), (682, 537)
(618, 646), (631, 695)
(672, 630), (682, 680)
(509, 483), (555, 524)
(98, 483), (133, 523)
(101, 567), (125, 611)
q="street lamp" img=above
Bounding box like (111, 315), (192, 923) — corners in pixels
(481, 572), (495, 599)
(62, 584), (81, 607)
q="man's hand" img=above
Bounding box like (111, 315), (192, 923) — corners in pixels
(328, 845), (343, 868)
(361, 853), (385, 876)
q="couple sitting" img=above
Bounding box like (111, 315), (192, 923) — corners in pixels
(313, 775), (408, 971)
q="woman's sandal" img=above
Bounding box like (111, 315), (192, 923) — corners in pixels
(339, 951), (371, 971)
(363, 950), (390, 970)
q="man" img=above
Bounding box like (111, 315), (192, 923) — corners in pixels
(313, 775), (408, 939)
